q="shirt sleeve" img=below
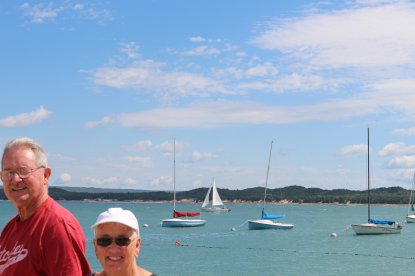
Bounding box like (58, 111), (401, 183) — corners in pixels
(41, 215), (91, 276)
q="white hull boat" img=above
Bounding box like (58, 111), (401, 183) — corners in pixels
(201, 178), (230, 213)
(351, 223), (401, 235)
(351, 128), (401, 235)
(161, 218), (206, 227)
(406, 214), (415, 223)
(248, 219), (294, 230)
(406, 171), (415, 223)
(161, 139), (206, 228)
(247, 141), (294, 230)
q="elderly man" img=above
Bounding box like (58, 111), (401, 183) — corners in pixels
(89, 207), (154, 276)
(0, 137), (91, 275)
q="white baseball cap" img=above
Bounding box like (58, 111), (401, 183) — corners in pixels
(91, 207), (139, 236)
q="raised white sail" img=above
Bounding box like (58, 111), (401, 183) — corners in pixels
(201, 178), (230, 212)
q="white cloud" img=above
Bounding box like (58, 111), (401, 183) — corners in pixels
(189, 36), (206, 42)
(20, 2), (112, 24)
(151, 175), (171, 187)
(156, 140), (184, 155)
(245, 62), (278, 78)
(126, 156), (152, 167)
(84, 116), (113, 128)
(119, 42), (140, 59)
(252, 2), (415, 68)
(113, 98), (380, 129)
(20, 3), (62, 23)
(392, 127), (415, 136)
(0, 106), (52, 128)
(55, 173), (72, 184)
(387, 155), (415, 169)
(379, 142), (415, 156)
(338, 144), (367, 156)
(190, 151), (219, 162)
(129, 140), (153, 151)
(183, 45), (221, 56)
(123, 177), (136, 186)
(235, 73), (326, 92)
(90, 60), (233, 96)
(82, 176), (118, 186)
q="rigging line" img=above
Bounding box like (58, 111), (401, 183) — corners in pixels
(172, 243), (415, 260)
(234, 220), (248, 229)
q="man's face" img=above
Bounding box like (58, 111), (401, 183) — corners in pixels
(1, 147), (50, 210)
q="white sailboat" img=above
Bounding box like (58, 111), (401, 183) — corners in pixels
(201, 177), (230, 212)
(247, 141), (294, 230)
(351, 128), (402, 235)
(161, 139), (206, 227)
(406, 171), (415, 223)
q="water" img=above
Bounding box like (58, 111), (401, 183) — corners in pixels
(1, 200), (414, 276)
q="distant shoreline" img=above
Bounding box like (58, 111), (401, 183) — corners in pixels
(55, 199), (409, 207)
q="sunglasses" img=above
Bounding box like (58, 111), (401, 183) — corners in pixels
(96, 236), (133, 247)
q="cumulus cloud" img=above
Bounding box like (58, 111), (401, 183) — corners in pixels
(82, 176), (118, 186)
(84, 116), (113, 128)
(392, 127), (415, 136)
(379, 142), (415, 156)
(387, 155), (415, 169)
(156, 140), (184, 155)
(55, 173), (72, 184)
(151, 175), (171, 187)
(190, 151), (219, 162)
(129, 140), (153, 151)
(245, 62), (278, 78)
(125, 156), (152, 167)
(0, 106), (52, 127)
(338, 144), (368, 156)
(183, 45), (221, 56)
(189, 36), (206, 42)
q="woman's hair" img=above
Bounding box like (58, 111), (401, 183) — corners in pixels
(2, 137), (48, 169)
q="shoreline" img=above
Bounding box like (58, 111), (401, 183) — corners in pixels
(0, 199), (408, 207)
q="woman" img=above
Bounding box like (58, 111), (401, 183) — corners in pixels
(89, 207), (154, 276)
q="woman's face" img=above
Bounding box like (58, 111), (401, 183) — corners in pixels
(93, 222), (140, 274)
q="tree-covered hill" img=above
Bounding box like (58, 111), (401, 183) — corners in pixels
(1, 185), (410, 204)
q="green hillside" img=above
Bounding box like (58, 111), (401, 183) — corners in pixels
(0, 185), (410, 204)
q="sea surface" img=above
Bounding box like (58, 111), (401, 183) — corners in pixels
(1, 200), (415, 276)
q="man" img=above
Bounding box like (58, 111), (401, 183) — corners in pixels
(0, 137), (91, 275)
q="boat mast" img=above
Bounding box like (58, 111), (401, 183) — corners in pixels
(409, 171), (415, 214)
(173, 138), (176, 211)
(367, 128), (371, 222)
(263, 140), (273, 208)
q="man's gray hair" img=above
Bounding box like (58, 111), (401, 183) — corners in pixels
(2, 137), (48, 169)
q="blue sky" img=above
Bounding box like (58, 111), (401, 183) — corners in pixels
(1, 0), (415, 191)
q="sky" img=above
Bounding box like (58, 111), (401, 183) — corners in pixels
(1, 0), (415, 192)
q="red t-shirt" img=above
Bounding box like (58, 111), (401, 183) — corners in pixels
(0, 197), (92, 275)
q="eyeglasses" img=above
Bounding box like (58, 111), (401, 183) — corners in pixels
(0, 166), (45, 182)
(96, 236), (133, 247)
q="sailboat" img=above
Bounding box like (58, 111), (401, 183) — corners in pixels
(247, 141), (294, 230)
(161, 139), (206, 227)
(406, 171), (415, 223)
(351, 128), (402, 235)
(201, 177), (230, 212)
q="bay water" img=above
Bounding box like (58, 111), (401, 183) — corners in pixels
(1, 200), (415, 275)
